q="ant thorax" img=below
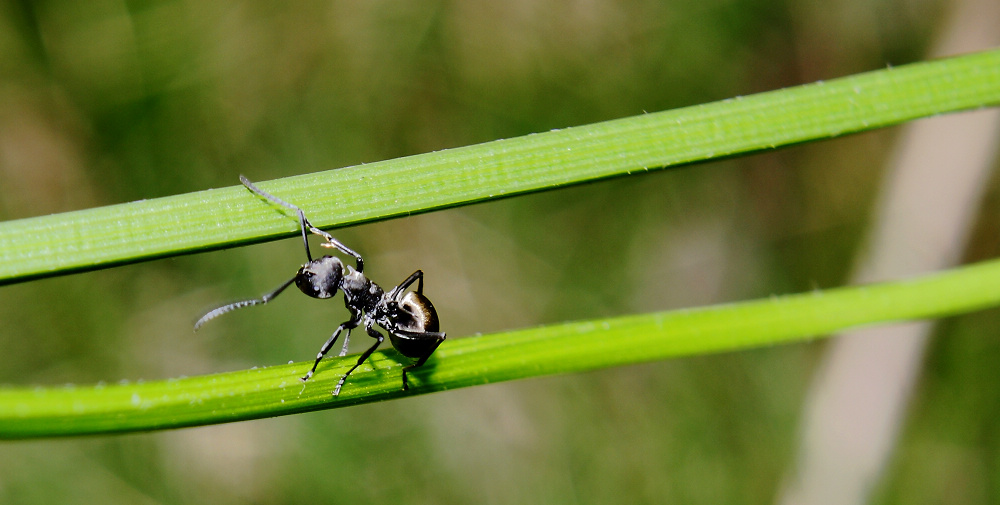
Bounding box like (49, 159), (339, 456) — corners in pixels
(340, 263), (383, 311)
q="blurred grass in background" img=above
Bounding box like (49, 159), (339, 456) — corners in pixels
(0, 1), (997, 504)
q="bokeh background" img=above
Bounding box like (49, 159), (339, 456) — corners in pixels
(1, 1), (999, 504)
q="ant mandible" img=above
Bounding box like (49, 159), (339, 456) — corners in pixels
(195, 176), (446, 396)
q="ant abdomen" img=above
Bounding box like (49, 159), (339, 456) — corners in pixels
(399, 291), (440, 333)
(388, 291), (442, 359)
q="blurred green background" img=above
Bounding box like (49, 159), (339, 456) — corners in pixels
(1, 1), (999, 504)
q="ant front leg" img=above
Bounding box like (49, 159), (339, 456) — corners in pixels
(336, 300), (362, 357)
(301, 308), (361, 382)
(333, 324), (385, 396)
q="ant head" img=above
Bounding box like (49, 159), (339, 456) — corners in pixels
(295, 255), (344, 299)
(390, 291), (440, 333)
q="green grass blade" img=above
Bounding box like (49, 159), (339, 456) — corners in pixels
(1, 49), (999, 284)
(3, 255), (1000, 438)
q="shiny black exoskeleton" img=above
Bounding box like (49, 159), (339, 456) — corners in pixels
(195, 176), (446, 395)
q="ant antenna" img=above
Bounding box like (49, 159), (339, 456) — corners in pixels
(194, 276), (297, 330)
(239, 175), (364, 271)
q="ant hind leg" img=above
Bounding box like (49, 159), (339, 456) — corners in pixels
(399, 333), (445, 391)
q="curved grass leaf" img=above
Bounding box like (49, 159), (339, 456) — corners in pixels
(1, 49), (998, 284)
(2, 255), (1000, 438)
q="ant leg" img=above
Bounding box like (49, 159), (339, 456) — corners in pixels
(398, 332), (446, 390)
(194, 275), (297, 330)
(333, 325), (385, 396)
(301, 314), (361, 382)
(337, 305), (361, 357)
(338, 332), (352, 357)
(388, 270), (424, 299)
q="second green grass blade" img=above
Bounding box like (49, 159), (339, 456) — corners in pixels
(2, 49), (999, 284)
(4, 254), (1000, 438)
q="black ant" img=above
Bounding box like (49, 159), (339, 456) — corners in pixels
(195, 176), (446, 396)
